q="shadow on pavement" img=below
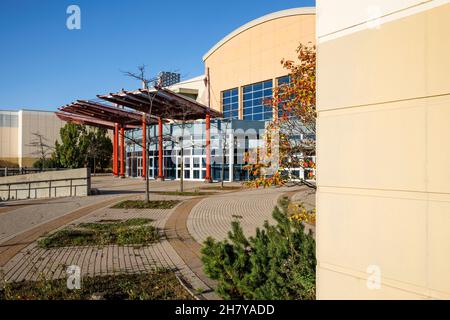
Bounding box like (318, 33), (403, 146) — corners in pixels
(97, 190), (145, 195)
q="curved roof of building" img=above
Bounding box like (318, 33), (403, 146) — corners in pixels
(203, 7), (315, 61)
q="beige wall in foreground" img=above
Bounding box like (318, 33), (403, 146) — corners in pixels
(317, 0), (450, 299)
(204, 8), (315, 114)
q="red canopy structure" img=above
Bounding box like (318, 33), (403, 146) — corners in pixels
(58, 100), (158, 128)
(56, 112), (119, 129)
(57, 100), (159, 178)
(98, 87), (221, 120)
(97, 87), (222, 182)
(58, 86), (222, 181)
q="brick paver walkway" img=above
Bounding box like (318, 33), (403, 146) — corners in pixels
(187, 187), (293, 243)
(0, 175), (315, 300)
(0, 194), (212, 297)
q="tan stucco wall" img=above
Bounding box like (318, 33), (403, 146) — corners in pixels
(204, 8), (315, 115)
(0, 110), (64, 167)
(0, 127), (19, 166)
(0, 111), (19, 166)
(317, 0), (450, 299)
(168, 75), (208, 105)
(19, 110), (65, 167)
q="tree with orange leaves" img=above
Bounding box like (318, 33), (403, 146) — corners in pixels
(245, 43), (316, 189)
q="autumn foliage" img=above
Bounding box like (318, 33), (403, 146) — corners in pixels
(245, 43), (317, 188)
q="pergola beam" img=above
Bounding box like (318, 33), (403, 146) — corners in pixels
(97, 87), (221, 121)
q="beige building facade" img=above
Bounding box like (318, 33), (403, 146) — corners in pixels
(316, 0), (450, 299)
(204, 7), (315, 119)
(0, 110), (64, 167)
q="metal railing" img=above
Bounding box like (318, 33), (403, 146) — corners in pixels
(0, 177), (90, 202)
(0, 167), (65, 178)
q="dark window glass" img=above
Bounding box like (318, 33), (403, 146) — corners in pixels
(277, 75), (292, 118)
(241, 80), (272, 121)
(263, 88), (272, 97)
(244, 107), (253, 115)
(264, 111), (273, 120)
(253, 90), (262, 99)
(221, 88), (239, 120)
(253, 106), (263, 113)
(253, 113), (263, 121)
(253, 98), (262, 106)
(243, 85), (252, 94)
(253, 82), (262, 91)
(277, 75), (290, 85)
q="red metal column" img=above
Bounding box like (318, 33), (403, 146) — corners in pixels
(157, 117), (164, 180)
(120, 126), (125, 178)
(205, 113), (212, 182)
(142, 114), (146, 179)
(113, 123), (119, 177)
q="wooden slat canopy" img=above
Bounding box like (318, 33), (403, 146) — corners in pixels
(97, 87), (222, 121)
(58, 100), (159, 127)
(55, 112), (140, 130)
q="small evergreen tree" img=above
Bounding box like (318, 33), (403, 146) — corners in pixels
(53, 123), (112, 171)
(80, 128), (113, 173)
(201, 199), (316, 300)
(54, 123), (85, 169)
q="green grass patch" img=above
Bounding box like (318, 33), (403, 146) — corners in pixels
(111, 200), (181, 209)
(78, 218), (152, 230)
(0, 270), (193, 300)
(151, 191), (215, 196)
(38, 218), (160, 248)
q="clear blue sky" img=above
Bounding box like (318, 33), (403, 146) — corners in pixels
(0, 0), (315, 111)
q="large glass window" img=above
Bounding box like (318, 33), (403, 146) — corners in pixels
(243, 80), (273, 121)
(277, 75), (291, 118)
(221, 88), (239, 120)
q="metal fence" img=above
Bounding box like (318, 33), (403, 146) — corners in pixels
(0, 167), (65, 178)
(0, 177), (90, 202)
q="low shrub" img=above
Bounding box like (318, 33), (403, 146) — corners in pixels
(201, 199), (316, 300)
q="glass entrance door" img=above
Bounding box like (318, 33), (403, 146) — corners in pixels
(148, 157), (155, 179)
(137, 157), (143, 177)
(192, 156), (201, 180)
(176, 156), (191, 180)
(176, 155), (206, 181)
(183, 156), (191, 179)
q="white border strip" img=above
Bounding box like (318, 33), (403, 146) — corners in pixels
(318, 0), (450, 44)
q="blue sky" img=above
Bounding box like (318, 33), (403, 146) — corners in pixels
(0, 0), (315, 111)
